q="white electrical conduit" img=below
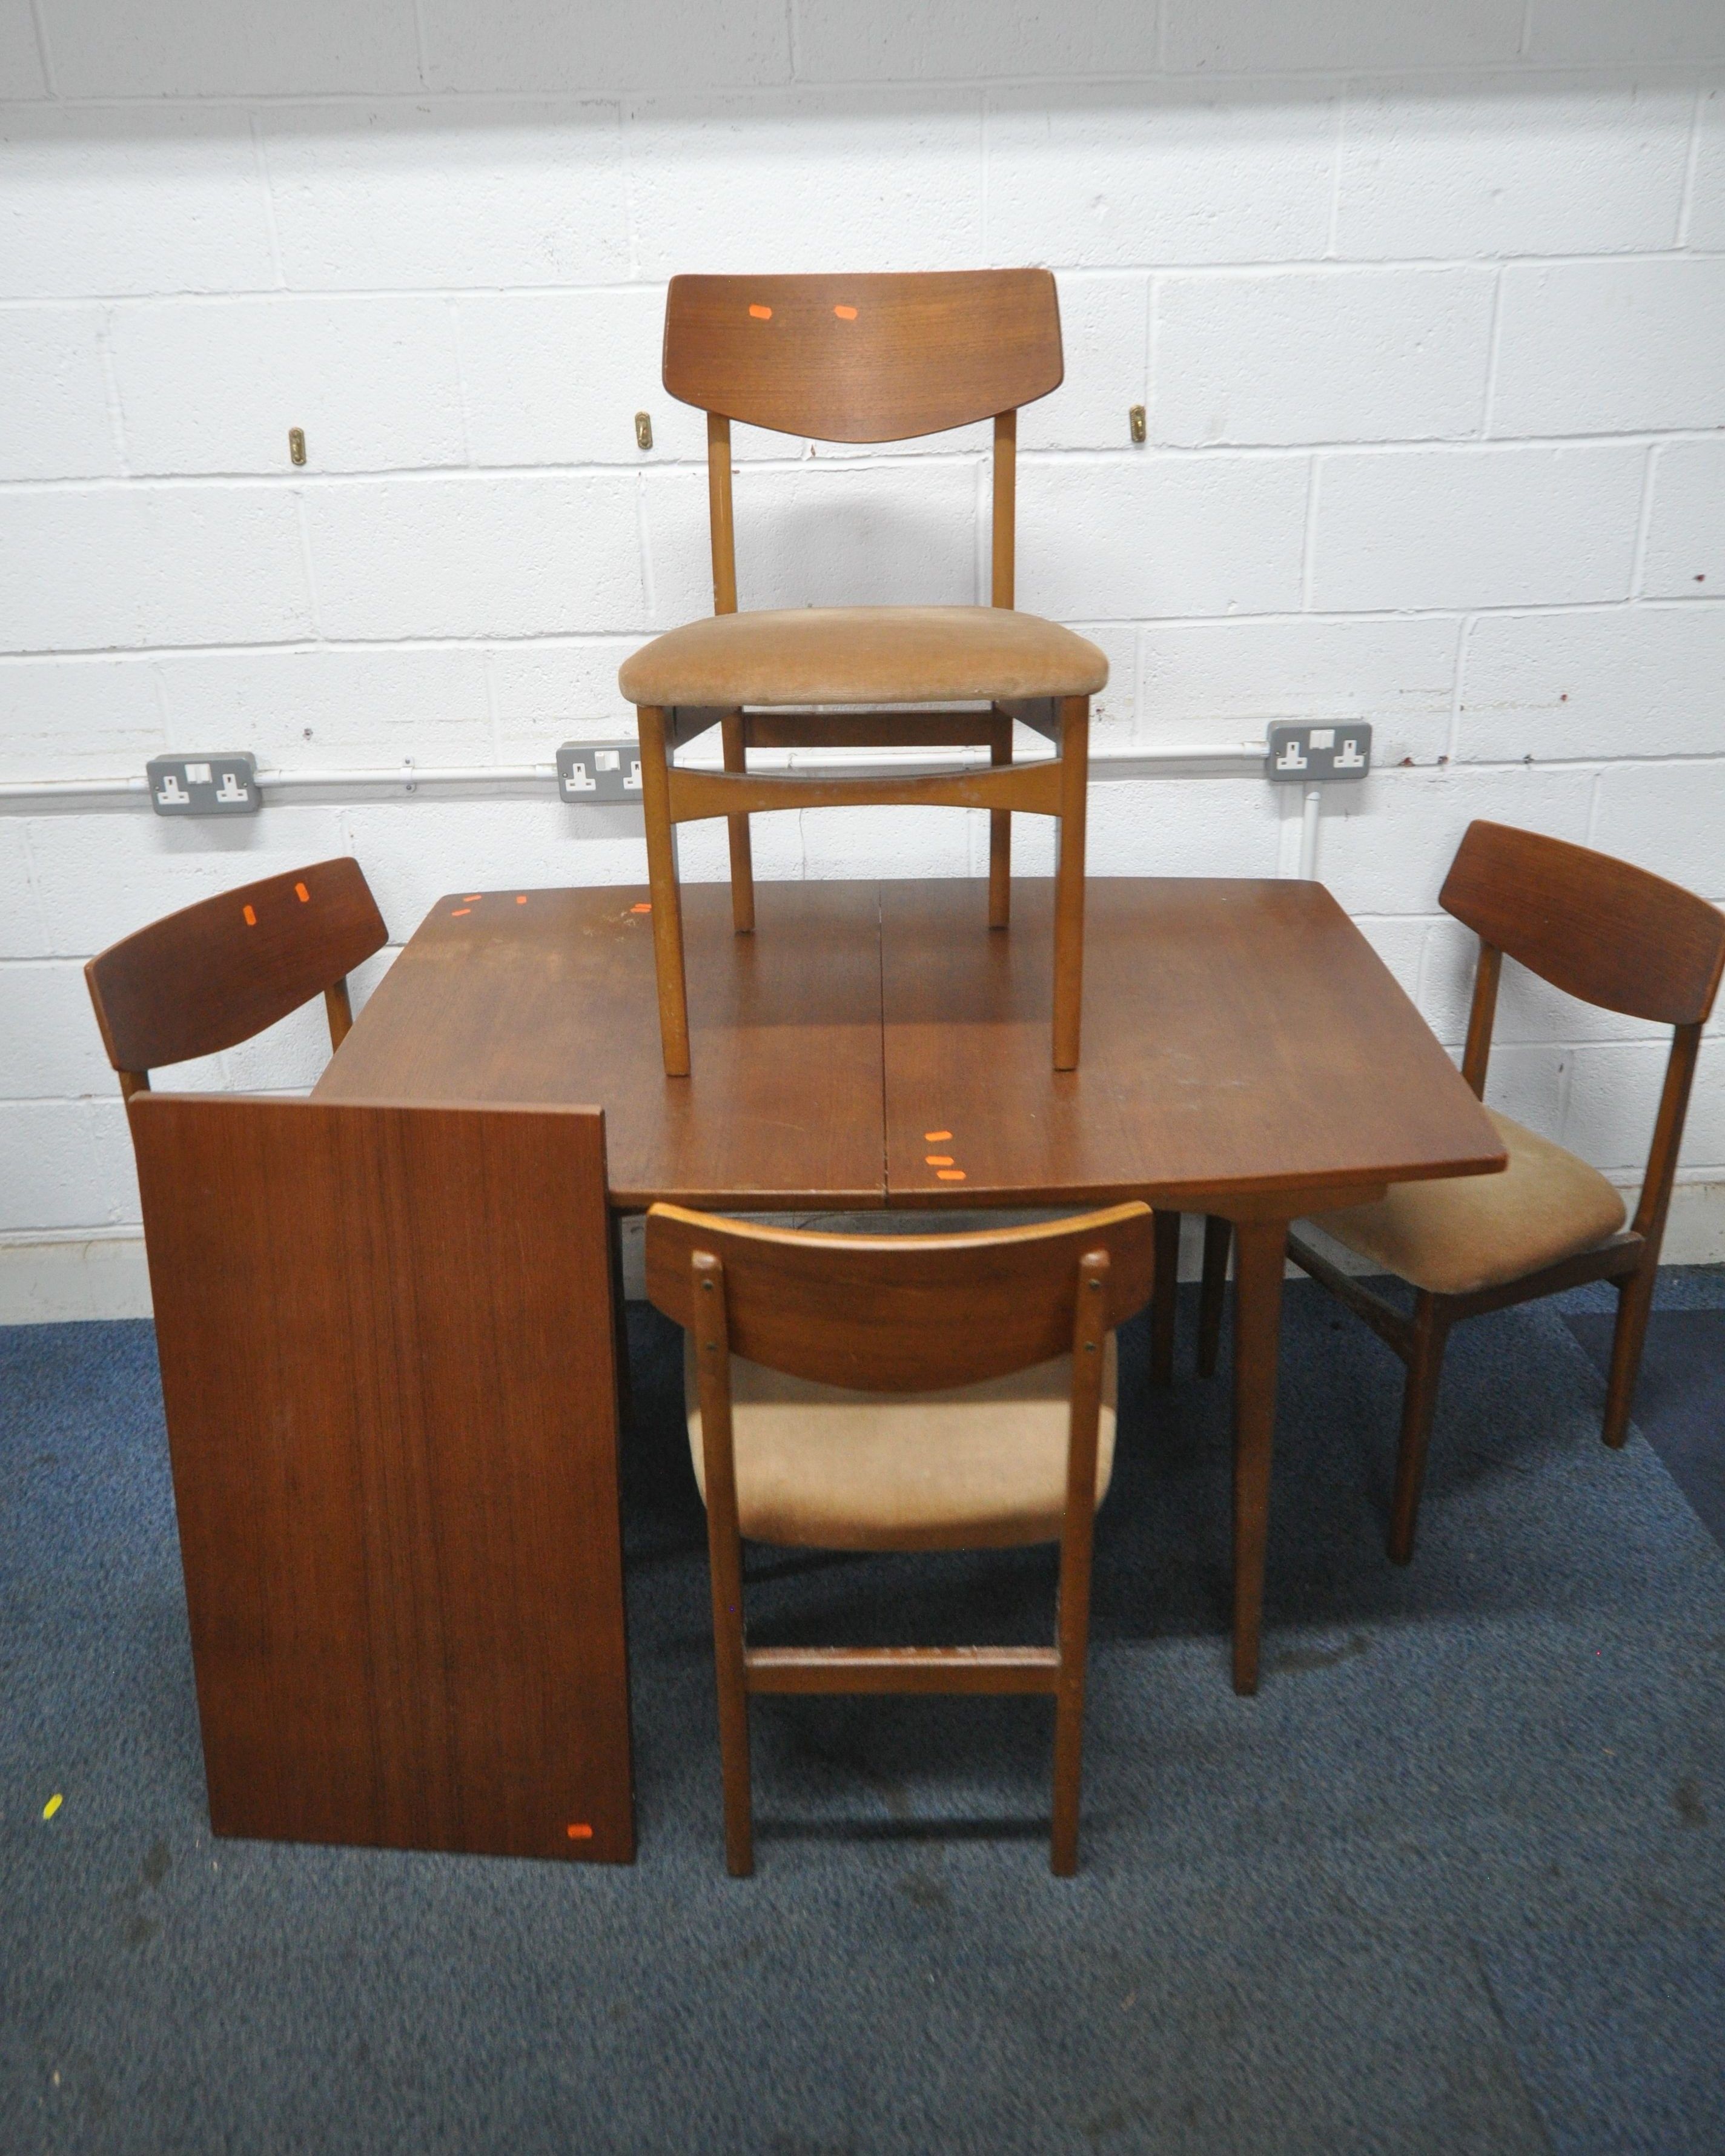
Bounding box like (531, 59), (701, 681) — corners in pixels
(0, 741), (1264, 804)
(0, 739), (1332, 875)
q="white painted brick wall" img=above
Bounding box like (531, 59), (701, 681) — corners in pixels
(2, 5), (1724, 1311)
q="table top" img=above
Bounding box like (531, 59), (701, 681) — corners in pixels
(316, 878), (1505, 1217)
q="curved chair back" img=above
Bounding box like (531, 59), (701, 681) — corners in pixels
(85, 856), (388, 1095)
(663, 269), (1062, 443)
(645, 1200), (1155, 1392)
(1441, 820), (1725, 1027)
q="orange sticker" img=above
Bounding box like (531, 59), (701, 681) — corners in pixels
(566, 1822), (594, 1840)
(925, 1155), (954, 1167)
(465, 894), (481, 902)
(515, 894), (527, 904)
(936, 1169), (967, 1182)
(924, 1130), (952, 1142)
(833, 304), (858, 320)
(748, 304), (772, 320)
(631, 902), (652, 914)
(294, 882), (310, 904)
(451, 907), (472, 917)
(242, 905), (256, 927)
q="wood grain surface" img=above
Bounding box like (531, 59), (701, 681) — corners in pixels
(879, 878), (1505, 1213)
(130, 1093), (633, 1863)
(314, 881), (887, 1211)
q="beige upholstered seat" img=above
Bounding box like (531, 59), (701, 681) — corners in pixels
(1312, 1109), (1627, 1297)
(684, 1332), (1118, 1552)
(619, 605), (1108, 712)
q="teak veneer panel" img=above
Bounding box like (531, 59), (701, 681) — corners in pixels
(314, 882), (887, 1211)
(879, 879), (1505, 1212)
(130, 1093), (632, 1862)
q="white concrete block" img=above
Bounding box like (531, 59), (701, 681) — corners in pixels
(1591, 758), (1725, 900)
(1313, 764), (1595, 916)
(1480, 1042), (1569, 1142)
(1153, 267), (1495, 447)
(0, 1), (47, 96)
(263, 105), (631, 290)
(1491, 260), (1725, 439)
(1310, 446), (1644, 613)
(1087, 772), (1281, 878)
(0, 484), (312, 653)
(987, 90), (1335, 268)
(1525, 0), (1725, 64)
(1354, 916), (1428, 1009)
(40, 0), (422, 96)
(153, 644), (492, 767)
(220, 996), (336, 1094)
(1640, 441), (1725, 600)
(1019, 276), (1150, 454)
(339, 795), (646, 931)
(1563, 1040), (1721, 1179)
(422, 0), (789, 91)
(1335, 85), (1692, 260)
(0, 961), (113, 1095)
(22, 801), (351, 958)
(1164, 0), (1521, 73)
(0, 306), (119, 480)
(798, 0), (1155, 80)
(488, 639), (642, 759)
(1065, 621), (1138, 739)
(301, 474), (646, 640)
(0, 109), (277, 300)
(1689, 87), (1725, 251)
(1416, 915), (1478, 1047)
(0, 821), (48, 958)
(457, 287), (669, 468)
(88, 1094), (140, 1223)
(0, 655), (164, 778)
(676, 802), (802, 884)
(0, 1234), (153, 1324)
(640, 460), (982, 627)
(799, 801), (971, 882)
(1142, 616), (1458, 764)
(1018, 453), (1309, 620)
(1456, 606), (1725, 762)
(111, 297), (466, 477)
(629, 93), (984, 280)
(0, 1100), (129, 1229)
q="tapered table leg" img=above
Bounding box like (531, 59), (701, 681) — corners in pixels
(635, 706), (691, 1077)
(1230, 1217), (1287, 1697)
(1150, 1211), (1180, 1386)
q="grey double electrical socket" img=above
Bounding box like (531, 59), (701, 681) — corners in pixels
(147, 752), (261, 815)
(557, 741), (643, 802)
(1265, 722), (1372, 782)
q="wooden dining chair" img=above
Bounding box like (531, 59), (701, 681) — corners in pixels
(84, 857), (388, 1099)
(618, 270), (1107, 1079)
(643, 1200), (1156, 1877)
(1262, 820), (1724, 1564)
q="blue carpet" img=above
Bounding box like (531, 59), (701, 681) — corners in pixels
(1561, 1305), (1725, 1552)
(4, 1275), (1725, 2154)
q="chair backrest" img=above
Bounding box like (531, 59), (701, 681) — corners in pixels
(127, 1091), (631, 1860)
(1441, 821), (1725, 1027)
(85, 856), (388, 1091)
(644, 1200), (1154, 1392)
(1442, 819), (1725, 1246)
(661, 268), (1064, 615)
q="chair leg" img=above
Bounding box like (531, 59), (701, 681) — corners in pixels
(1601, 1254), (1658, 1450)
(1198, 1214), (1231, 1379)
(988, 709), (1012, 930)
(1051, 695), (1090, 1072)
(635, 706), (692, 1078)
(1388, 1292), (1452, 1564)
(720, 709), (755, 935)
(1049, 1662), (1087, 1879)
(1150, 1211), (1180, 1387)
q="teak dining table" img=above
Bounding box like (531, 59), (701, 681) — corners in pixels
(317, 874), (1505, 1708)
